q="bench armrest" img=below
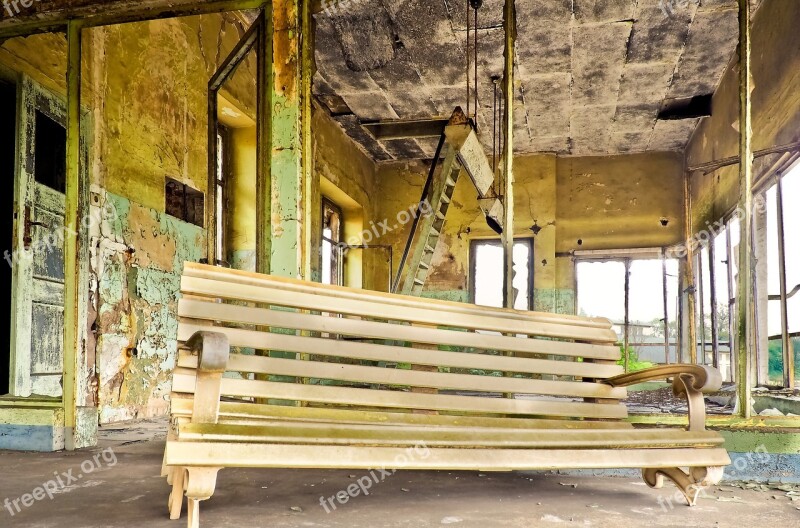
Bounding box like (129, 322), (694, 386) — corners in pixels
(186, 331), (230, 425)
(604, 365), (722, 432)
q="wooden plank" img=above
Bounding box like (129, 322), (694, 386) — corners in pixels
(181, 276), (618, 343)
(176, 352), (628, 400)
(177, 422), (724, 449)
(179, 299), (621, 362)
(171, 371), (628, 419)
(165, 443), (732, 470)
(183, 263), (613, 330)
(170, 398), (634, 430)
(177, 317), (620, 377)
(411, 323), (439, 415)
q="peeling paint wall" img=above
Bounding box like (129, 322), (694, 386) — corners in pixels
(686, 0), (800, 228)
(93, 191), (204, 422)
(0, 14), (257, 425)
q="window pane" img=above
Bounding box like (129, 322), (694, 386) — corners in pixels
(713, 228), (732, 379)
(768, 338), (784, 385)
(782, 167), (800, 337)
(765, 185), (783, 338)
(577, 261), (625, 340)
(728, 216), (740, 355)
(628, 259), (667, 364)
(699, 245), (713, 364)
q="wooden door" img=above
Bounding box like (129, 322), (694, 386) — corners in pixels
(10, 77), (68, 398)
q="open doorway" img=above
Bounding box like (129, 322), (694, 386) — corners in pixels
(0, 79), (15, 396)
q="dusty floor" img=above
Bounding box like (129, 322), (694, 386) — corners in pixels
(1, 420), (799, 527)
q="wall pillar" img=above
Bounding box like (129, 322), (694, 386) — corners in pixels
(257, 0), (310, 279)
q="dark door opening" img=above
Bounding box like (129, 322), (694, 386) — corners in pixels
(0, 80), (17, 396)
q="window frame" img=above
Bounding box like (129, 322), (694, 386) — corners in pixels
(321, 196), (345, 286)
(213, 124), (230, 266)
(751, 159), (800, 388)
(574, 248), (680, 369)
(468, 237), (535, 311)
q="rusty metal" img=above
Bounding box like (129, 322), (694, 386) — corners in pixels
(501, 0), (515, 310)
(688, 140), (800, 175)
(736, 0), (754, 418)
(683, 172), (698, 365)
(708, 240), (721, 370)
(392, 131), (446, 293)
(775, 177), (795, 388)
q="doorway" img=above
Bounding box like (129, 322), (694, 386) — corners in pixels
(0, 79), (16, 396)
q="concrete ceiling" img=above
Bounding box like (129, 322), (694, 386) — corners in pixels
(313, 0), (759, 162)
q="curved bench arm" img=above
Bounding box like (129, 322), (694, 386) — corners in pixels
(186, 331), (230, 425)
(604, 365), (722, 432)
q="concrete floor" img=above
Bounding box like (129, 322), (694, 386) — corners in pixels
(1, 421), (799, 528)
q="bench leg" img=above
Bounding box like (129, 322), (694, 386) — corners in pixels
(168, 468), (186, 520)
(182, 467), (222, 528)
(642, 466), (725, 506)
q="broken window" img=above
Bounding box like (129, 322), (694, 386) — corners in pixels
(321, 198), (344, 286)
(470, 239), (533, 311)
(577, 252), (679, 369)
(33, 110), (66, 193)
(165, 177), (204, 228)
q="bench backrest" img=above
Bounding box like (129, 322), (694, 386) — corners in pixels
(172, 263), (628, 424)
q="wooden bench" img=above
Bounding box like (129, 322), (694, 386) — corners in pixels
(163, 263), (729, 527)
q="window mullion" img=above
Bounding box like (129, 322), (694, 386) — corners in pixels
(776, 176), (794, 388)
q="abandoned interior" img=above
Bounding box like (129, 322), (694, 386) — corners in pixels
(1, 0), (800, 526)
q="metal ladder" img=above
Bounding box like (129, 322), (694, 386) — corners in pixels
(392, 107), (501, 296)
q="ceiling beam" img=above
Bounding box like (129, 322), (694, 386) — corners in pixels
(0, 0), (265, 38)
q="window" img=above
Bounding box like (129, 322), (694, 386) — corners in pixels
(751, 162), (800, 387)
(321, 198), (344, 286)
(165, 177), (204, 228)
(469, 239), (533, 310)
(214, 126), (229, 265)
(577, 252), (680, 368)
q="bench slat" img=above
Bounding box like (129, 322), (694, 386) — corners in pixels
(183, 262), (612, 329)
(178, 299), (622, 363)
(170, 397), (634, 430)
(180, 276), (618, 343)
(171, 370), (628, 419)
(176, 352), (628, 400)
(176, 422), (724, 448)
(177, 321), (622, 377)
(165, 442), (732, 471)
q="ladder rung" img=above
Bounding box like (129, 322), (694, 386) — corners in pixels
(430, 226), (440, 236)
(419, 261), (430, 270)
(414, 278), (424, 286)
(424, 244), (435, 253)
(436, 210), (446, 220)
(440, 194), (451, 204)
(445, 175), (457, 187)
